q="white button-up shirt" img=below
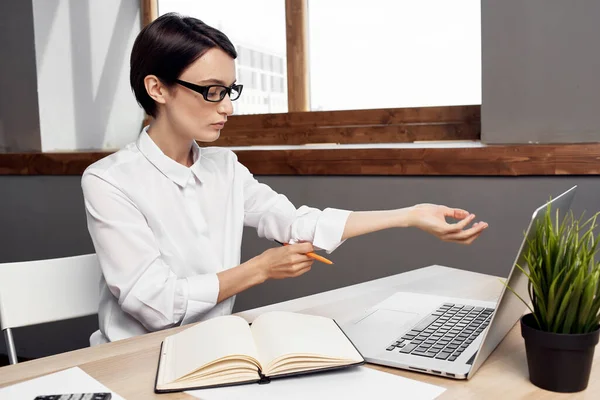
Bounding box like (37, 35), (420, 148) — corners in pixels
(82, 128), (351, 344)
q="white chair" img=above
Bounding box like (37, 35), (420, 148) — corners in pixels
(0, 253), (101, 364)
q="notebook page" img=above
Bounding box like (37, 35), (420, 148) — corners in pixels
(165, 315), (261, 381)
(250, 311), (362, 371)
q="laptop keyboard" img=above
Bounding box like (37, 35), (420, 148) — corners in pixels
(385, 303), (494, 362)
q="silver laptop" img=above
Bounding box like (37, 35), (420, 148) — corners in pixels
(341, 185), (577, 379)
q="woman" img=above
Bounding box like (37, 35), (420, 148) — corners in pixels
(82, 13), (488, 345)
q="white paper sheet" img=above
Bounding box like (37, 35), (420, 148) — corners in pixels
(0, 367), (126, 400)
(186, 366), (446, 400)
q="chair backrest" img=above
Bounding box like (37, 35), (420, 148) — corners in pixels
(0, 254), (101, 330)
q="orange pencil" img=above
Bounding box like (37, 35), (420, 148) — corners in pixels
(274, 240), (334, 265)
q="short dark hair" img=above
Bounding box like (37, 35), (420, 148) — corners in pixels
(130, 13), (237, 117)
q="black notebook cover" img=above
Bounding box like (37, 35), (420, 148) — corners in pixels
(154, 318), (365, 394)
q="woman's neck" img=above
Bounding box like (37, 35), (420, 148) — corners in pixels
(146, 117), (194, 167)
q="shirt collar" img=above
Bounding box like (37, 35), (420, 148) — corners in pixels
(136, 127), (203, 187)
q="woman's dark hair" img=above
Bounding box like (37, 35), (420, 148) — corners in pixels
(130, 13), (237, 117)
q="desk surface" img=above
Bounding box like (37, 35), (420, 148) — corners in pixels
(1, 265), (598, 399)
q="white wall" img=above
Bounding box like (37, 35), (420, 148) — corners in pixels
(32, 0), (144, 151)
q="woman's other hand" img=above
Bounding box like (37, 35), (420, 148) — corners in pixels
(252, 242), (315, 281)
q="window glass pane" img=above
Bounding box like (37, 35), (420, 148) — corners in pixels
(251, 71), (258, 89)
(278, 77), (285, 93)
(308, 0), (481, 111)
(239, 46), (251, 67)
(261, 73), (268, 91)
(262, 53), (271, 72)
(251, 50), (261, 69)
(274, 56), (284, 74)
(159, 0), (288, 114)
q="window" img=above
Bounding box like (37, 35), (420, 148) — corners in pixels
(274, 56), (284, 74)
(250, 50), (260, 69)
(152, 0), (480, 144)
(308, 0), (481, 111)
(238, 46), (251, 67)
(261, 73), (268, 91)
(238, 68), (251, 87)
(262, 53), (271, 71)
(158, 0), (288, 114)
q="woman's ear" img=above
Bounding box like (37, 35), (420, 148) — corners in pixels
(144, 75), (168, 105)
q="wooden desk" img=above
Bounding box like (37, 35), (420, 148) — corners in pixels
(1, 265), (598, 399)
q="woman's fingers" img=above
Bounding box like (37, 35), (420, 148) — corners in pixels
(446, 213), (476, 232)
(286, 242), (314, 254)
(288, 253), (313, 264)
(442, 222), (488, 242)
(443, 207), (470, 220)
(271, 259), (314, 277)
(449, 231), (483, 245)
(291, 261), (313, 277)
(261, 241), (316, 280)
(272, 261), (313, 278)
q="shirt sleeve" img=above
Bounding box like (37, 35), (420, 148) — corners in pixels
(238, 161), (351, 253)
(81, 172), (220, 331)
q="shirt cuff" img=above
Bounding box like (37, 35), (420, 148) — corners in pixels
(312, 208), (352, 253)
(181, 273), (220, 325)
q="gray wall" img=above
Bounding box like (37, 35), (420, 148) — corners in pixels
(1, 175), (598, 358)
(0, 0), (42, 152)
(481, 0), (600, 143)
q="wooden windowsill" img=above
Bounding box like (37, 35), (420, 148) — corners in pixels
(1, 142), (599, 176)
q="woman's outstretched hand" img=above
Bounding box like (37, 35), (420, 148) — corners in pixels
(409, 204), (488, 245)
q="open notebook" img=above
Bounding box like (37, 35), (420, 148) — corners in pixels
(154, 311), (364, 393)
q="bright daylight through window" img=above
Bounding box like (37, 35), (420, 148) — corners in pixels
(308, 0), (481, 111)
(159, 0), (480, 113)
(158, 0), (288, 115)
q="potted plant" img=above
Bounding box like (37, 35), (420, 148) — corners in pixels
(507, 203), (600, 393)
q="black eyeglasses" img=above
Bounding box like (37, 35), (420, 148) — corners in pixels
(174, 79), (243, 102)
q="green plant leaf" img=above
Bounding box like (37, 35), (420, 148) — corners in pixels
(562, 268), (585, 333)
(578, 270), (599, 331)
(546, 268), (568, 324)
(516, 261), (547, 324)
(552, 286), (574, 332)
(505, 203), (600, 334)
(584, 295), (600, 332)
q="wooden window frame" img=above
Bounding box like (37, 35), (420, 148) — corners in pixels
(142, 0), (480, 146)
(1, 1), (598, 176)
(3, 142), (600, 176)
